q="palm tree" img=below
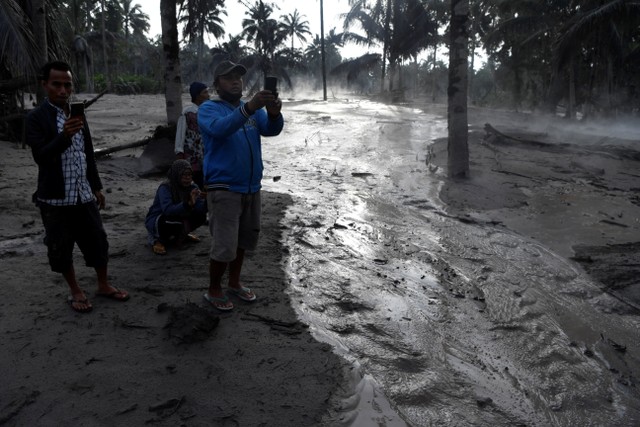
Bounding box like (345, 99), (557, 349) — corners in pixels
(281, 9), (311, 53)
(342, 0), (436, 94)
(553, 0), (640, 116)
(448, 0), (469, 178)
(483, 0), (569, 112)
(122, 0), (149, 43)
(72, 35), (95, 92)
(305, 31), (343, 69)
(31, 0), (48, 62)
(320, 0), (327, 99)
(66, 0), (96, 35)
(241, 0), (286, 58)
(65, 0), (95, 91)
(239, 0), (288, 87)
(99, 0), (111, 88)
(467, 0), (492, 102)
(343, 0), (386, 89)
(330, 53), (380, 83)
(1, 0), (70, 141)
(211, 34), (249, 64)
(423, 0), (447, 102)
(0, 1), (42, 82)
(27, 0), (48, 102)
(179, 0), (226, 81)
(160, 0), (182, 124)
(386, 0), (436, 93)
(0, 0), (68, 95)
(120, 0), (150, 75)
(0, 0), (42, 130)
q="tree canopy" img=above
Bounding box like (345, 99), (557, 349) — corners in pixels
(1, 0), (639, 120)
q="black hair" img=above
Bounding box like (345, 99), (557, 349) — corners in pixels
(40, 61), (73, 82)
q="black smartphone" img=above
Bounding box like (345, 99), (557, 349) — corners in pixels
(264, 76), (278, 94)
(70, 102), (85, 117)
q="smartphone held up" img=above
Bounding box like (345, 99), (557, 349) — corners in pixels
(70, 102), (85, 118)
(264, 76), (278, 95)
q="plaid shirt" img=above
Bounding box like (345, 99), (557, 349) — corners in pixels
(38, 102), (95, 206)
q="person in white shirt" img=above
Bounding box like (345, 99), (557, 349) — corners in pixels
(175, 81), (209, 189)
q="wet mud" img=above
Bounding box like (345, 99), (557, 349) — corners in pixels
(265, 99), (640, 426)
(2, 95), (638, 426)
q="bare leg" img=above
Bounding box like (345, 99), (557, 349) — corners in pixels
(95, 265), (129, 300)
(62, 265), (82, 295)
(227, 249), (256, 301)
(62, 265), (92, 311)
(207, 259), (233, 309)
(228, 248), (245, 288)
(208, 259), (227, 297)
(95, 265), (110, 292)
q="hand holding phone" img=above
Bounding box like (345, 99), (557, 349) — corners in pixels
(264, 76), (278, 95)
(247, 77), (281, 114)
(70, 102), (85, 118)
(63, 102), (85, 138)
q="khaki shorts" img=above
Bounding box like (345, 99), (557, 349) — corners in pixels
(207, 190), (261, 262)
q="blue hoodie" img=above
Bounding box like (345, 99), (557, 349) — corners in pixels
(197, 97), (284, 193)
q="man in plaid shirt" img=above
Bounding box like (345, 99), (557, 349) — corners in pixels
(26, 61), (129, 313)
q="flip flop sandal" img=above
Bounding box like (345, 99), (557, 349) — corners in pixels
(68, 295), (93, 313)
(186, 233), (200, 243)
(152, 242), (167, 255)
(203, 293), (234, 311)
(96, 288), (130, 301)
(227, 286), (256, 302)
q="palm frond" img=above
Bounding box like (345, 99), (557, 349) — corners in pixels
(484, 15), (550, 49)
(556, 0), (640, 46)
(553, 0), (640, 70)
(342, 31), (372, 46)
(330, 53), (380, 83)
(0, 0), (41, 78)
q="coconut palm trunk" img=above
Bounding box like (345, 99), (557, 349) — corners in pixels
(160, 0), (182, 125)
(447, 0), (469, 178)
(431, 45), (438, 101)
(29, 0), (47, 102)
(568, 56), (576, 119)
(320, 0), (327, 101)
(381, 0), (391, 92)
(100, 0), (111, 90)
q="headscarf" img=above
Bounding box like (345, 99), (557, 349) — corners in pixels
(166, 159), (193, 203)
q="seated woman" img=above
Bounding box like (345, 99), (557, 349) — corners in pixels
(145, 159), (207, 255)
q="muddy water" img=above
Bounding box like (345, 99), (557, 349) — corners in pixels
(264, 99), (640, 426)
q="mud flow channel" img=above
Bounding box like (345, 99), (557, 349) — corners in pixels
(263, 99), (640, 426)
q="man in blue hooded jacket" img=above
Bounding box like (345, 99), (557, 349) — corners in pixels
(198, 61), (283, 311)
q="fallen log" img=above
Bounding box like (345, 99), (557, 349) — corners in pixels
(83, 89), (108, 109)
(483, 123), (554, 148)
(2, 90), (108, 146)
(1, 90), (107, 122)
(94, 138), (151, 157)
